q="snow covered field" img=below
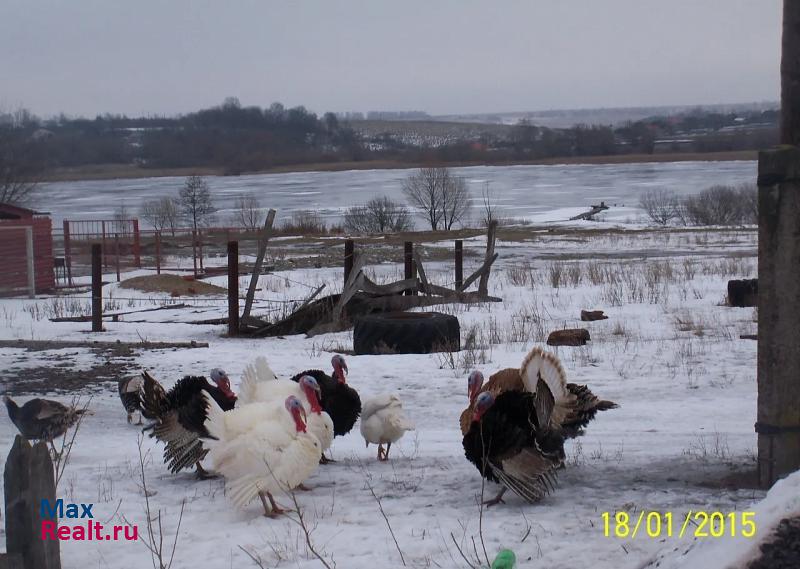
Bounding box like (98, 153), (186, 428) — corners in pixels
(2, 223), (792, 569)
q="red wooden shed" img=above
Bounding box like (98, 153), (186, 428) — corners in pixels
(0, 203), (55, 296)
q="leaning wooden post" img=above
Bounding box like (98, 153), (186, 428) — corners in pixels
(455, 240), (464, 290)
(478, 220), (498, 296)
(4, 437), (61, 569)
(91, 243), (103, 332)
(242, 209), (276, 320)
(227, 241), (239, 336)
(344, 239), (355, 287)
(756, 0), (800, 488)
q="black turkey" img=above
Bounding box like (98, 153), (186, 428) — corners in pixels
(463, 385), (564, 506)
(141, 368), (236, 479)
(290, 355), (361, 463)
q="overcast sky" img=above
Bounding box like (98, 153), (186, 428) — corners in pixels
(0, 0), (783, 118)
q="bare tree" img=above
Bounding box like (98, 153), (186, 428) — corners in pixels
(440, 174), (470, 230)
(178, 175), (216, 231)
(344, 196), (412, 234)
(402, 167), (470, 231)
(233, 193), (263, 231)
(639, 188), (680, 226)
(113, 201), (129, 221)
(480, 181), (498, 228)
(0, 127), (43, 205)
(140, 197), (179, 234)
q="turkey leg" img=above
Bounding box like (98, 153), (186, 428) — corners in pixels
(194, 462), (217, 480)
(483, 487), (507, 507)
(259, 491), (289, 518)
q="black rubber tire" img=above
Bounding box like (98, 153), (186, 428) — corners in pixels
(728, 278), (758, 307)
(353, 311), (460, 355)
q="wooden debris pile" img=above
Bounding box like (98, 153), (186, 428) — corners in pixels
(241, 221), (502, 338)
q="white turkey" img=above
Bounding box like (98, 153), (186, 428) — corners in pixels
(204, 394), (321, 517)
(359, 394), (415, 461)
(238, 357), (334, 461)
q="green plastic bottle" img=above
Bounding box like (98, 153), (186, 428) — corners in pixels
(491, 549), (516, 569)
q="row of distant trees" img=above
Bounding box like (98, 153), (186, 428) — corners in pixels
(136, 167), (483, 236)
(0, 101), (780, 194)
(639, 185), (758, 226)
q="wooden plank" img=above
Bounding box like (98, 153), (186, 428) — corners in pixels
(242, 209), (277, 319)
(332, 265), (365, 323)
(459, 252), (498, 292)
(414, 252), (430, 295)
(360, 275), (418, 295)
(296, 284), (326, 312)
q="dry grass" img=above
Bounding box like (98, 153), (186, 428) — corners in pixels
(119, 274), (227, 295)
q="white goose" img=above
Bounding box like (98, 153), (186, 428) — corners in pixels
(238, 357), (334, 457)
(204, 394), (321, 517)
(359, 393), (415, 461)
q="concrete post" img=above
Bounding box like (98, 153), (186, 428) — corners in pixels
(756, 146), (800, 487)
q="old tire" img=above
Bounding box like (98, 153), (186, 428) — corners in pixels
(728, 278), (757, 308)
(353, 311), (460, 355)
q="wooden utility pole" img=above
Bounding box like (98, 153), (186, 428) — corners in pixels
(756, 0), (800, 488)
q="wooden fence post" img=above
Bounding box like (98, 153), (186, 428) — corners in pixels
(101, 221), (107, 268)
(198, 229), (204, 272)
(114, 233), (121, 282)
(132, 219), (141, 268)
(455, 240), (463, 290)
(191, 230), (198, 278)
(404, 241), (417, 296)
(4, 436), (61, 569)
(344, 239), (355, 286)
(155, 231), (161, 275)
(91, 244), (103, 332)
(62, 220), (72, 286)
(227, 241), (239, 337)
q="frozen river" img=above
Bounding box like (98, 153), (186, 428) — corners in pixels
(37, 160), (757, 228)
